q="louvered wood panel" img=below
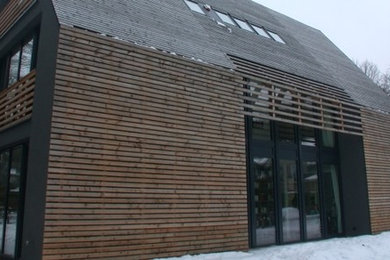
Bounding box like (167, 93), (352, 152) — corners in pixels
(0, 70), (35, 131)
(0, 0), (36, 37)
(362, 109), (390, 233)
(229, 55), (363, 136)
(43, 26), (248, 260)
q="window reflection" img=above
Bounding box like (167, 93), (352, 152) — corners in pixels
(0, 151), (10, 249)
(277, 122), (295, 143)
(8, 50), (20, 86)
(280, 160), (300, 243)
(301, 126), (316, 147)
(252, 118), (271, 141)
(19, 39), (34, 78)
(323, 164), (342, 236)
(0, 145), (25, 257)
(303, 161), (321, 240)
(254, 157), (275, 246)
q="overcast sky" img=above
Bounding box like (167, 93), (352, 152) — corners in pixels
(252, 0), (390, 73)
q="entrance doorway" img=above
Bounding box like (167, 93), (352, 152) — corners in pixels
(248, 118), (343, 247)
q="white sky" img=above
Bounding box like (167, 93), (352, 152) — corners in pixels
(252, 0), (390, 73)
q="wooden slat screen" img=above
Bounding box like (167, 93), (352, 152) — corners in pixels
(0, 70), (35, 131)
(43, 26), (248, 259)
(362, 109), (390, 233)
(0, 0), (36, 37)
(230, 55), (363, 135)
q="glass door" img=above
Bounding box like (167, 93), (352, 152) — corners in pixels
(279, 159), (300, 243)
(253, 157), (276, 246)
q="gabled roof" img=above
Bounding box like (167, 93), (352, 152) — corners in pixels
(51, 0), (390, 112)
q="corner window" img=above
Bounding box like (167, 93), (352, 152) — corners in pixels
(184, 0), (205, 14)
(0, 144), (27, 258)
(215, 10), (235, 26)
(2, 34), (37, 89)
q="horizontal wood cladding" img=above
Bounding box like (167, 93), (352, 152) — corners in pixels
(43, 26), (248, 259)
(362, 109), (390, 233)
(0, 70), (35, 131)
(230, 55), (363, 135)
(0, 0), (36, 37)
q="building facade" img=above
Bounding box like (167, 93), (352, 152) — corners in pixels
(0, 0), (389, 259)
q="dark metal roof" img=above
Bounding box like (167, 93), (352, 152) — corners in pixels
(51, 0), (390, 112)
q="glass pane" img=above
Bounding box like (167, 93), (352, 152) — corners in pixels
(184, 0), (204, 14)
(322, 130), (335, 148)
(8, 50), (21, 86)
(234, 18), (254, 32)
(215, 11), (235, 26)
(252, 25), (270, 38)
(20, 39), (34, 78)
(323, 164), (342, 236)
(252, 118), (271, 141)
(268, 31), (285, 44)
(280, 160), (300, 242)
(303, 161), (321, 240)
(277, 122), (295, 143)
(4, 146), (23, 256)
(301, 127), (316, 147)
(0, 150), (10, 250)
(254, 157), (275, 246)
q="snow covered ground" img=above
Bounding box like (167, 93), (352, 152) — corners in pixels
(156, 232), (390, 260)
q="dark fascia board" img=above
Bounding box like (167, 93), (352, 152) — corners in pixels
(0, 0), (60, 259)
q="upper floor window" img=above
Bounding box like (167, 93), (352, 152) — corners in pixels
(233, 18), (254, 32)
(0, 33), (38, 91)
(251, 24), (271, 38)
(215, 10), (235, 26)
(268, 31), (285, 44)
(184, 0), (205, 14)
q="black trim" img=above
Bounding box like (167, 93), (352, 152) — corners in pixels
(247, 120), (349, 248)
(0, 0), (60, 258)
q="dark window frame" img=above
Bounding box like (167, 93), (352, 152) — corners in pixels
(183, 0), (205, 15)
(0, 32), (38, 91)
(247, 117), (344, 248)
(0, 143), (28, 259)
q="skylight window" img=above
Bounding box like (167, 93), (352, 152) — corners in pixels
(268, 31), (285, 44)
(184, 0), (205, 14)
(234, 18), (254, 32)
(215, 10), (235, 26)
(252, 24), (270, 38)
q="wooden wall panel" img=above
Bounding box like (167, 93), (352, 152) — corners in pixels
(362, 109), (390, 233)
(0, 70), (35, 131)
(0, 0), (36, 37)
(43, 26), (248, 259)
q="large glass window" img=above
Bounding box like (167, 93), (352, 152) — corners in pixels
(323, 164), (342, 236)
(1, 35), (37, 89)
(303, 161), (321, 240)
(280, 160), (300, 243)
(277, 122), (295, 143)
(252, 118), (271, 141)
(249, 120), (342, 247)
(254, 157), (275, 246)
(0, 145), (26, 258)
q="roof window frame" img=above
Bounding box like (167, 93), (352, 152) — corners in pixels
(214, 10), (236, 26)
(183, 0), (205, 15)
(233, 17), (254, 32)
(267, 30), (286, 44)
(251, 24), (271, 39)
